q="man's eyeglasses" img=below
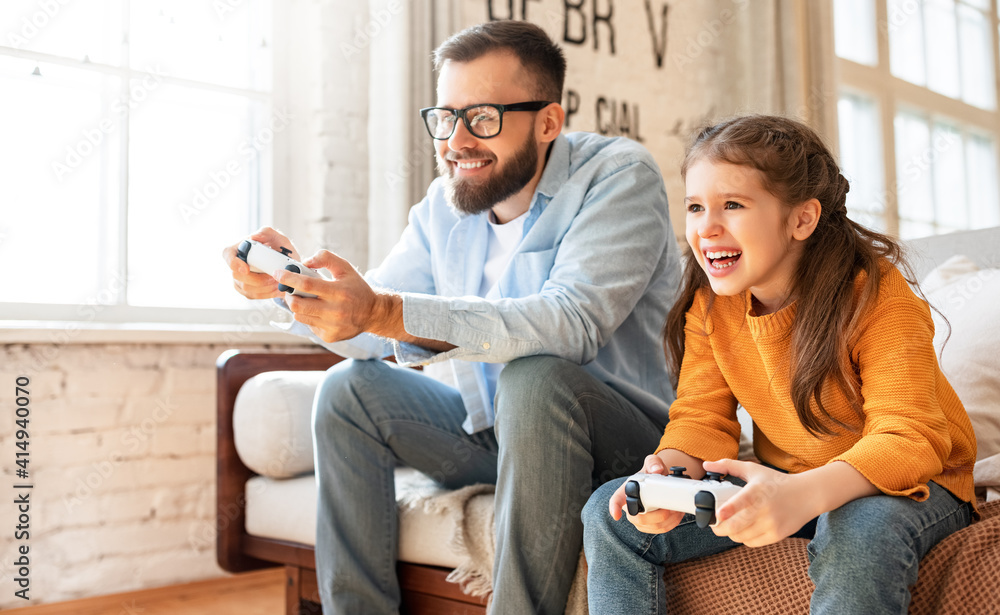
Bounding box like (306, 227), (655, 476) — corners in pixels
(420, 101), (553, 140)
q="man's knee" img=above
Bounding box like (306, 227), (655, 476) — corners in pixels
(500, 354), (580, 383)
(314, 359), (389, 431)
(494, 355), (589, 439)
(497, 355), (585, 406)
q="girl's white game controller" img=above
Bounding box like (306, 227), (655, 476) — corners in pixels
(624, 467), (743, 528)
(236, 239), (327, 298)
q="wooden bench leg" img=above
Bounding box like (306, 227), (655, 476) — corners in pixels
(286, 565), (323, 615)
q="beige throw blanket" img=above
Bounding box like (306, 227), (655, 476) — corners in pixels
(401, 483), (589, 614)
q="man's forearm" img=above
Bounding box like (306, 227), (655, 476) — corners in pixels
(370, 292), (456, 353)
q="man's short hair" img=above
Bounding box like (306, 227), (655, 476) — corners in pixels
(433, 20), (566, 104)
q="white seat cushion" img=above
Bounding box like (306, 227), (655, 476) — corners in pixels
(244, 467), (469, 568)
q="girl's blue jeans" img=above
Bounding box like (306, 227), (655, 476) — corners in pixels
(583, 474), (972, 614)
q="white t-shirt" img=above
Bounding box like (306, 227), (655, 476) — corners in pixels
(478, 210), (528, 297)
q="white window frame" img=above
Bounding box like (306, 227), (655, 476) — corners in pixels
(0, 1), (296, 340)
(836, 0), (1000, 237)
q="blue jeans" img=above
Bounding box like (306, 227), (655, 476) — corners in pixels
(312, 356), (663, 614)
(583, 475), (971, 614)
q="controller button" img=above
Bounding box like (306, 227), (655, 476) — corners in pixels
(624, 480), (644, 516)
(285, 264), (301, 274)
(236, 240), (251, 262)
(694, 491), (717, 528)
(669, 466), (691, 478)
(694, 491), (716, 510)
(280, 247), (292, 256)
(704, 471), (726, 482)
(694, 507), (715, 529)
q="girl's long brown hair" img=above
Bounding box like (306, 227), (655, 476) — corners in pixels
(665, 115), (911, 437)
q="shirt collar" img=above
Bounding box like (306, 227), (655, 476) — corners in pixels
(535, 133), (569, 201)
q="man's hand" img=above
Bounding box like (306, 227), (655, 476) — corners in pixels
(277, 250), (385, 343)
(222, 227), (300, 300)
(608, 454), (686, 534)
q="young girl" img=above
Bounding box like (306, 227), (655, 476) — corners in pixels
(582, 115), (978, 614)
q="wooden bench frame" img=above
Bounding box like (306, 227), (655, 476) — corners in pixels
(215, 350), (488, 614)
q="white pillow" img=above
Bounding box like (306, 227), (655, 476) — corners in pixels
(922, 255), (1000, 463)
(233, 370), (327, 478)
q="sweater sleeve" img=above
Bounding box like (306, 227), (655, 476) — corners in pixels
(656, 293), (742, 461)
(830, 294), (966, 500)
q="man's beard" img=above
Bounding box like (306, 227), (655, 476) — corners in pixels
(437, 131), (539, 216)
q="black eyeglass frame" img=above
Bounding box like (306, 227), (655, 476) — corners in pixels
(419, 101), (553, 140)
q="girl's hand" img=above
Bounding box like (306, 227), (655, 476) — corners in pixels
(705, 458), (820, 547)
(608, 454), (686, 534)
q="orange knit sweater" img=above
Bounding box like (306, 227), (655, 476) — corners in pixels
(657, 264), (977, 509)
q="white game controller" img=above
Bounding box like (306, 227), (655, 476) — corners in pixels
(236, 239), (326, 298)
(624, 467), (743, 528)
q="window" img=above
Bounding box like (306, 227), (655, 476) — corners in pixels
(834, 0), (1000, 238)
(0, 0), (277, 325)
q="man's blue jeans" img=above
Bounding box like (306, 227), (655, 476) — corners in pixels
(583, 475), (972, 614)
(312, 355), (663, 614)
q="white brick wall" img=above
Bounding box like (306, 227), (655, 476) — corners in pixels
(0, 342), (274, 608)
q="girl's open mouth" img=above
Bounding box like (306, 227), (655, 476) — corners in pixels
(706, 250), (742, 270)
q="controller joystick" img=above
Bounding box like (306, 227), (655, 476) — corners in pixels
(623, 471), (742, 529)
(669, 466), (691, 479)
(236, 239), (328, 298)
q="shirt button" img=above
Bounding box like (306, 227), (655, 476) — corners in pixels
(482, 342), (491, 350)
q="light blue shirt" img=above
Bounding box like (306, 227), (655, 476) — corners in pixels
(280, 132), (682, 433)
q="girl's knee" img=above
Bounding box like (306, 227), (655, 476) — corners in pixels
(582, 479), (625, 530)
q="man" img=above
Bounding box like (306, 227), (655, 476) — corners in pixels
(224, 20), (680, 614)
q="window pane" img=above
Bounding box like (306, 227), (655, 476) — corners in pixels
(126, 84), (270, 310)
(0, 0), (123, 66)
(838, 94), (886, 231)
(925, 0), (961, 99)
(835, 0), (878, 65)
(0, 58), (121, 305)
(129, 0), (271, 91)
(962, 0), (989, 10)
(958, 4), (996, 109)
(889, 0), (927, 85)
(895, 112), (936, 237)
(931, 123), (966, 232)
(966, 135), (1000, 228)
